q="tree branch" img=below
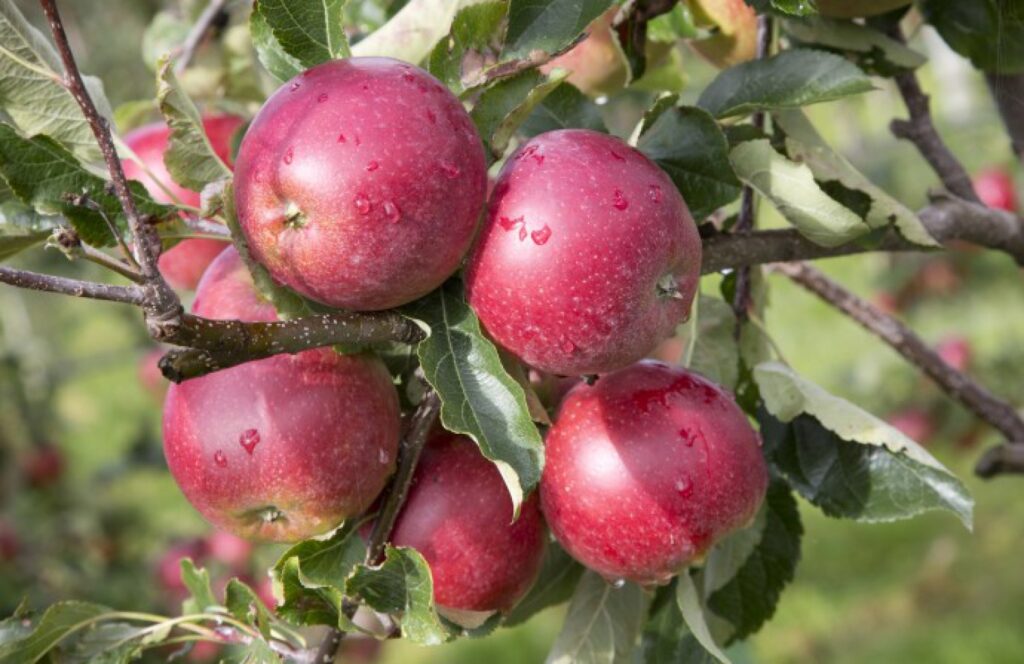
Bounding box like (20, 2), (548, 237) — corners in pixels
(315, 391), (442, 663)
(888, 26), (979, 203)
(175, 0), (231, 74)
(772, 262), (1024, 478)
(158, 312), (426, 382)
(0, 266), (145, 305)
(985, 72), (1024, 164)
(701, 194), (1024, 273)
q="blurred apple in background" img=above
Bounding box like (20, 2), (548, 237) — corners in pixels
(973, 168), (1018, 213)
(685, 0), (758, 68)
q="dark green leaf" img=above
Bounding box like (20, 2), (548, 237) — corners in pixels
(0, 124), (173, 247)
(519, 83), (608, 138)
(639, 591), (715, 664)
(225, 579), (273, 638)
(754, 361), (974, 528)
(471, 69), (567, 163)
(637, 105), (741, 221)
(697, 49), (873, 119)
(503, 0), (615, 60)
(180, 559), (219, 613)
(250, 7), (304, 82)
(0, 601), (109, 664)
(504, 541), (585, 626)
(428, 1), (507, 95)
(347, 545), (450, 645)
(546, 571), (650, 664)
(676, 573), (730, 664)
(404, 279), (545, 516)
(744, 0), (819, 16)
(254, 0), (350, 71)
(921, 0), (1024, 74)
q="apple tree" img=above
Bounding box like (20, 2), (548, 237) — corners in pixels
(0, 0), (1022, 662)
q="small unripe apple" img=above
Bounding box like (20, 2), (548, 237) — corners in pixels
(387, 433), (546, 617)
(162, 247), (401, 542)
(542, 9), (628, 97)
(685, 0), (758, 69)
(540, 361), (767, 585)
(815, 0), (912, 18)
(973, 169), (1018, 212)
(466, 129), (701, 376)
(234, 57), (487, 310)
(122, 115), (241, 290)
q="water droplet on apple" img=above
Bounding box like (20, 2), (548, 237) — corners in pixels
(648, 184), (663, 203)
(440, 161), (460, 179)
(530, 224), (552, 245)
(426, 110), (437, 125)
(674, 477), (693, 498)
(518, 226), (527, 241)
(317, 93), (329, 103)
(239, 429), (260, 455)
(498, 215), (524, 232)
(289, 81), (301, 91)
(403, 72), (416, 83)
(354, 193), (372, 215)
(612, 189), (628, 210)
(213, 450), (228, 467)
(610, 150), (625, 162)
(366, 161), (380, 172)
(378, 448), (390, 464)
(611, 578), (626, 589)
(679, 428), (695, 447)
(383, 201), (401, 223)
(282, 148), (294, 165)
(337, 133), (347, 143)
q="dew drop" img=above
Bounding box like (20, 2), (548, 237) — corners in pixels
(239, 429), (261, 455)
(361, 83), (369, 91)
(530, 224), (552, 245)
(354, 135), (362, 146)
(289, 81), (301, 91)
(648, 184), (663, 203)
(378, 448), (390, 464)
(366, 161), (380, 172)
(354, 193), (372, 215)
(383, 201), (401, 223)
(213, 450), (228, 468)
(517, 145), (539, 161)
(675, 477), (694, 498)
(612, 189), (628, 210)
(610, 150), (625, 162)
(426, 110), (437, 125)
(317, 93), (329, 103)
(403, 72), (416, 83)
(611, 578), (626, 589)
(337, 133), (347, 143)
(440, 161), (460, 179)
(282, 148), (294, 165)
(498, 215), (523, 232)
(679, 428), (695, 447)
(517, 226), (527, 242)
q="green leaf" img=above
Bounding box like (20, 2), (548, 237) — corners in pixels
(503, 0), (615, 61)
(0, 601), (108, 664)
(783, 16), (926, 76)
(673, 295), (739, 390)
(637, 105), (741, 221)
(471, 69), (568, 163)
(428, 1), (507, 95)
(140, 11), (189, 71)
(347, 545), (450, 645)
(62, 622), (149, 664)
(250, 7), (304, 83)
(271, 522), (366, 628)
(225, 579), (273, 638)
(155, 58), (232, 192)
(0, 0), (112, 166)
(520, 83), (608, 137)
(0, 200), (58, 262)
(639, 591), (715, 664)
(920, 0), (1024, 75)
(754, 361), (974, 529)
(697, 49), (874, 119)
(352, 0), (466, 65)
(404, 279), (545, 516)
(113, 100), (157, 134)
(676, 573), (730, 664)
(237, 639), (279, 664)
(728, 138), (869, 248)
(546, 571), (650, 664)
(254, 0), (350, 72)
(504, 541), (585, 626)
(222, 23), (268, 104)
(0, 124), (173, 247)
(648, 3), (702, 41)
(703, 481), (802, 643)
(745, 0), (819, 16)
(774, 110), (937, 247)
(180, 559), (219, 613)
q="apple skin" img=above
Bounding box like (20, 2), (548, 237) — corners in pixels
(542, 9), (628, 97)
(815, 0), (911, 18)
(540, 361), (767, 585)
(465, 129), (701, 376)
(122, 115), (241, 290)
(139, 348), (169, 400)
(234, 57), (487, 311)
(162, 247), (401, 542)
(205, 530), (253, 569)
(973, 169), (1018, 212)
(387, 432), (546, 614)
(686, 0), (758, 69)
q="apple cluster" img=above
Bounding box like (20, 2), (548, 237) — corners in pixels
(140, 57), (768, 617)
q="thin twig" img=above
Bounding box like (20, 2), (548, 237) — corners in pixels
(52, 228), (144, 283)
(985, 72), (1024, 164)
(175, 0), (231, 74)
(772, 262), (1024, 477)
(315, 391), (442, 663)
(888, 26), (979, 202)
(0, 266), (145, 305)
(731, 14), (773, 327)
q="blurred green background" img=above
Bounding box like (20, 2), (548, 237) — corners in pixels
(1, 1), (1023, 662)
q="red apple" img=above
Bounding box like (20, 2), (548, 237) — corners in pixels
(122, 115), (242, 290)
(887, 408), (936, 445)
(0, 519), (19, 561)
(156, 538), (209, 594)
(205, 530), (253, 570)
(540, 361), (767, 585)
(465, 129), (701, 376)
(387, 433), (546, 616)
(23, 445), (64, 488)
(685, 0), (758, 69)
(139, 348), (169, 400)
(815, 0), (912, 18)
(973, 169), (1018, 213)
(541, 9), (628, 97)
(162, 247), (401, 542)
(187, 641), (221, 663)
(254, 576), (277, 612)
(935, 336), (972, 372)
(234, 57), (487, 310)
